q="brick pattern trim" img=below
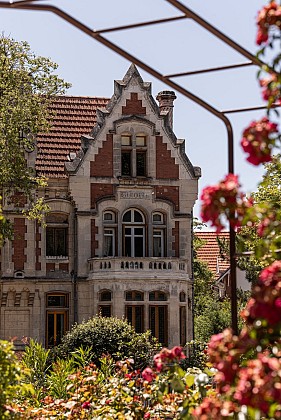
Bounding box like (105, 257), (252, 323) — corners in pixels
(172, 221), (179, 258)
(11, 192), (27, 207)
(90, 134), (113, 177)
(35, 221), (41, 271)
(90, 183), (114, 209)
(91, 219), (98, 257)
(155, 186), (179, 211)
(59, 263), (69, 272)
(156, 136), (179, 179)
(122, 93), (146, 115)
(46, 263), (55, 272)
(12, 218), (27, 271)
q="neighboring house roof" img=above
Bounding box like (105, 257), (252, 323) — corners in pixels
(36, 96), (109, 178)
(195, 231), (229, 277)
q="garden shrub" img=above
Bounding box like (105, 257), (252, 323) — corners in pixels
(0, 340), (24, 419)
(55, 316), (160, 369)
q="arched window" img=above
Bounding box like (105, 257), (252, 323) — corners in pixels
(149, 291), (168, 301)
(152, 212), (166, 257)
(103, 211), (116, 257)
(180, 291), (186, 302)
(98, 290), (112, 317)
(122, 209), (145, 257)
(46, 213), (68, 258)
(125, 290), (144, 301)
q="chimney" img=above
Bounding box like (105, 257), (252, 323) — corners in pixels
(156, 90), (177, 129)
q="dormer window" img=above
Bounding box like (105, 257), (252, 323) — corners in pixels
(121, 133), (147, 177)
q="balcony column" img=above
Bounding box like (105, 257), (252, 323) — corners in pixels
(113, 283), (124, 319)
(169, 292), (180, 347)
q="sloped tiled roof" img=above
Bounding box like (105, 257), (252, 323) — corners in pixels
(36, 96), (109, 178)
(195, 231), (229, 277)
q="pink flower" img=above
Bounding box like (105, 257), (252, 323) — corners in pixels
(170, 346), (186, 360)
(200, 174), (251, 231)
(260, 74), (281, 106)
(241, 117), (279, 166)
(142, 367), (155, 382)
(82, 401), (91, 409)
(256, 2), (281, 45)
(144, 413), (150, 419)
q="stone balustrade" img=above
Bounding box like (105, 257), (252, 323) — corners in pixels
(88, 257), (187, 275)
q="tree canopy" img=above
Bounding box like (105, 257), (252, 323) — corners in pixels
(0, 36), (70, 238)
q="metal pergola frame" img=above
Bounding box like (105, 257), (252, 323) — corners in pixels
(1, 0), (279, 335)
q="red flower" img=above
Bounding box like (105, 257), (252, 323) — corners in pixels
(256, 2), (281, 45)
(82, 401), (91, 409)
(142, 367), (156, 382)
(200, 174), (252, 231)
(170, 346), (186, 360)
(260, 74), (281, 106)
(241, 117), (279, 166)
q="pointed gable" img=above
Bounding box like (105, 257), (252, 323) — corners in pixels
(122, 92), (146, 115)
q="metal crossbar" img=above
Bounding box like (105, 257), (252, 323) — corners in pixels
(1, 0), (280, 335)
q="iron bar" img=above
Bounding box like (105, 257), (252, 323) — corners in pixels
(96, 15), (188, 34)
(165, 62), (254, 78)
(222, 103), (281, 114)
(165, 0), (268, 70)
(0, 0), (272, 335)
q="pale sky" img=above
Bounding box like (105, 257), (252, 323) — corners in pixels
(1, 0), (274, 219)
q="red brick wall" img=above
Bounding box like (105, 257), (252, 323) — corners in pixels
(122, 93), (146, 115)
(156, 136), (179, 179)
(172, 221), (179, 257)
(12, 218), (27, 270)
(59, 263), (69, 272)
(11, 191), (27, 207)
(90, 183), (114, 209)
(155, 186), (179, 211)
(46, 263), (55, 272)
(90, 134), (113, 177)
(91, 219), (98, 257)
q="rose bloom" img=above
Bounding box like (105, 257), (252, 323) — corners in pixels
(201, 174), (251, 232)
(260, 74), (281, 105)
(241, 117), (278, 166)
(142, 367), (155, 383)
(256, 1), (281, 45)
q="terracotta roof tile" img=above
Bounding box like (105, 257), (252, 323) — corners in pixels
(36, 96), (109, 178)
(196, 232), (229, 277)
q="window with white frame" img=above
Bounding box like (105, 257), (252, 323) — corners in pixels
(103, 211), (116, 257)
(152, 212), (166, 257)
(98, 290), (112, 317)
(122, 209), (145, 257)
(46, 213), (68, 258)
(121, 133), (147, 177)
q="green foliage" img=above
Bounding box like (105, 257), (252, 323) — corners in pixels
(233, 155), (281, 281)
(46, 358), (75, 400)
(55, 316), (160, 370)
(0, 340), (26, 419)
(21, 339), (50, 405)
(0, 35), (70, 238)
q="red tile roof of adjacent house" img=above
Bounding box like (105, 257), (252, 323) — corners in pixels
(36, 96), (109, 178)
(195, 231), (229, 277)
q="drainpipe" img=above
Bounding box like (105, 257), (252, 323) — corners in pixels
(72, 207), (78, 324)
(190, 210), (195, 341)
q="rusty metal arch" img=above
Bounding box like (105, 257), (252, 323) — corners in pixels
(1, 0), (279, 334)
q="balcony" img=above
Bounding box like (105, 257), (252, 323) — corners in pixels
(88, 257), (188, 280)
